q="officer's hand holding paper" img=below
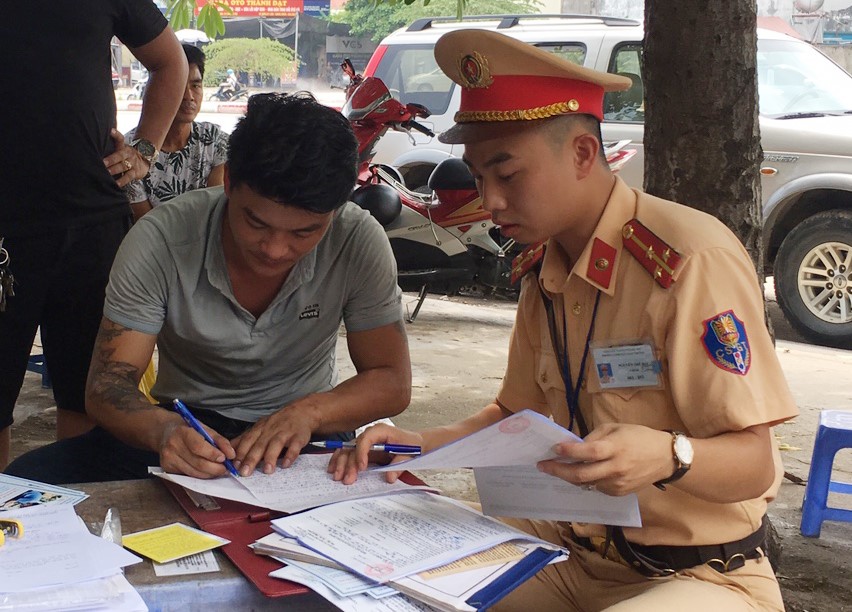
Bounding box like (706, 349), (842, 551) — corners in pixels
(332, 410), (641, 527)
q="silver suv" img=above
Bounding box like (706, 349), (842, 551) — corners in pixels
(364, 14), (852, 348)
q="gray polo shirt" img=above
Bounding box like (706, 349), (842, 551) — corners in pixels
(104, 187), (402, 421)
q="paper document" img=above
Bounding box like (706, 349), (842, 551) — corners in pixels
(153, 550), (221, 576)
(0, 473), (88, 509)
(270, 491), (566, 584)
(274, 564), (439, 611)
(373, 410), (580, 471)
(150, 453), (435, 513)
(122, 522), (229, 564)
(0, 504), (141, 593)
(0, 573), (148, 612)
(474, 465), (642, 527)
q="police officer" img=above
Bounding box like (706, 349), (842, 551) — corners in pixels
(332, 29), (798, 611)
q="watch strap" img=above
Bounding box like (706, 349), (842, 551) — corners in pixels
(653, 430), (690, 490)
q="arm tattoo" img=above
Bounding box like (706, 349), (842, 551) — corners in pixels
(87, 320), (151, 414)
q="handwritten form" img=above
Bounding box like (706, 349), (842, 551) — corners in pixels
(270, 491), (566, 584)
(371, 409), (641, 526)
(151, 453), (435, 513)
(0, 504), (141, 592)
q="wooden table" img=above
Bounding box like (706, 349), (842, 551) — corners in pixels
(75, 479), (336, 611)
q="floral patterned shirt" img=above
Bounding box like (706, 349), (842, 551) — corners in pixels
(125, 121), (229, 207)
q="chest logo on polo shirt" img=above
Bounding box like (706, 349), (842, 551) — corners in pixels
(299, 303), (320, 320)
(701, 310), (751, 375)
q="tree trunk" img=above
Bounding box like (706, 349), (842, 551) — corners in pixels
(643, 1), (764, 276)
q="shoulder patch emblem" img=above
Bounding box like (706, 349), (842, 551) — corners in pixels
(622, 219), (682, 288)
(511, 242), (545, 284)
(701, 310), (751, 375)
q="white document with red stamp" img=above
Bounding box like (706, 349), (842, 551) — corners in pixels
(372, 410), (641, 527)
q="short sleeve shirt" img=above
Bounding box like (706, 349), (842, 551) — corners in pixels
(497, 177), (799, 546)
(104, 187), (402, 421)
(0, 0), (166, 235)
(124, 122), (229, 207)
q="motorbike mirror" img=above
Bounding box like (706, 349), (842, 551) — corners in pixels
(341, 58), (356, 79)
(405, 102), (432, 119)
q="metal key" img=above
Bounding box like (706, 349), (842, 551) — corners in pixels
(0, 237), (15, 312)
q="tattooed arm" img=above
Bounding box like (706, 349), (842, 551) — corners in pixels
(85, 317), (236, 478)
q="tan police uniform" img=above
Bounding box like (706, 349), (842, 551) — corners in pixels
(433, 29), (799, 611)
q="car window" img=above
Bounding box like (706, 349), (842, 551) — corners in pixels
(373, 44), (455, 115)
(603, 43), (644, 122)
(535, 43), (587, 65)
(757, 38), (852, 116)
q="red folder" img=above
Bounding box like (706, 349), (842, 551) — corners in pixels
(162, 480), (305, 597)
(162, 472), (429, 598)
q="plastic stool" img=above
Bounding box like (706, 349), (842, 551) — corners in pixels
(800, 410), (852, 537)
(26, 354), (52, 389)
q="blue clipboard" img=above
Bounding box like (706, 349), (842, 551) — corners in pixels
(465, 546), (565, 611)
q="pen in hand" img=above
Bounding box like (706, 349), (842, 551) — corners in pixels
(172, 398), (240, 477)
(310, 440), (421, 455)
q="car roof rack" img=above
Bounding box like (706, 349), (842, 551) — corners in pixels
(406, 14), (641, 32)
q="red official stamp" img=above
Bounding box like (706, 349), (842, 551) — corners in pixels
(499, 414), (530, 434)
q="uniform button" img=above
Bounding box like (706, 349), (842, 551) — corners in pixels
(572, 302), (582, 315)
(541, 372), (548, 383)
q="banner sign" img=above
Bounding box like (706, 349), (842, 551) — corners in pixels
(197, 0), (304, 18)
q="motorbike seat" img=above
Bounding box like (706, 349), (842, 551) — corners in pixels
(428, 157), (476, 191)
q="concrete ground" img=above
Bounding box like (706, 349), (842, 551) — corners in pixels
(9, 288), (852, 611)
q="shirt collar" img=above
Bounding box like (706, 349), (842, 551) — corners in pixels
(539, 176), (637, 297)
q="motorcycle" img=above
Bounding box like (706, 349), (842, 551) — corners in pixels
(126, 76), (147, 101)
(208, 84), (249, 102)
(341, 60), (519, 321)
(340, 59), (636, 322)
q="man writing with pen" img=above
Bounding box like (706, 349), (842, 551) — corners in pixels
(5, 93), (411, 484)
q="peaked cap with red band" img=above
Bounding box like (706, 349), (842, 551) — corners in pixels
(435, 29), (632, 144)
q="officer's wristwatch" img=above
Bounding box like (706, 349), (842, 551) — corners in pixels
(653, 430), (693, 490)
(130, 138), (158, 170)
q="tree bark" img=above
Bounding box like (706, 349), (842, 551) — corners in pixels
(643, 1), (764, 277)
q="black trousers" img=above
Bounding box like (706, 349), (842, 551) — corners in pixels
(5, 406), (355, 484)
(0, 215), (131, 429)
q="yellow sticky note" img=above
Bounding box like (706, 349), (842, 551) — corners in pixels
(122, 523), (229, 564)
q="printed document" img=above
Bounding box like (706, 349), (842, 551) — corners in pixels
(270, 491), (566, 583)
(373, 410), (580, 471)
(475, 465), (641, 527)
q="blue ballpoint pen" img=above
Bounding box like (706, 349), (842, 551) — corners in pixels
(310, 440), (421, 455)
(172, 399), (240, 477)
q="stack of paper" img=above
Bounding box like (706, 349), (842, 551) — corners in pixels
(0, 503), (145, 611)
(258, 491), (569, 611)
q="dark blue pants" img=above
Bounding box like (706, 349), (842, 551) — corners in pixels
(5, 407), (354, 484)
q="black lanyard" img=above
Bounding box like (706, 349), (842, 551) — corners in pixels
(540, 288), (602, 437)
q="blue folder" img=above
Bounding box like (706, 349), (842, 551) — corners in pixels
(465, 546), (565, 611)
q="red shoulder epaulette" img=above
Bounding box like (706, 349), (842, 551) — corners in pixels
(510, 242), (546, 284)
(621, 219), (682, 288)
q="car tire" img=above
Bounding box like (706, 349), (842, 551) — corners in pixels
(775, 209), (852, 348)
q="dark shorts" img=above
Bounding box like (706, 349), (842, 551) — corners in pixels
(0, 215), (131, 428)
(4, 406), (355, 485)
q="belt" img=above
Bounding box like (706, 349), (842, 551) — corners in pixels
(570, 517), (767, 578)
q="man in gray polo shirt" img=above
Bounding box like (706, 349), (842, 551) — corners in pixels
(6, 93), (411, 483)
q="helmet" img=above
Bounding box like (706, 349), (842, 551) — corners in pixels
(226, 69), (235, 75)
(350, 184), (402, 226)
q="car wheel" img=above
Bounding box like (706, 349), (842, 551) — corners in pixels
(775, 209), (852, 348)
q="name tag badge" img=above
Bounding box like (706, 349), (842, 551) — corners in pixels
(590, 340), (662, 390)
